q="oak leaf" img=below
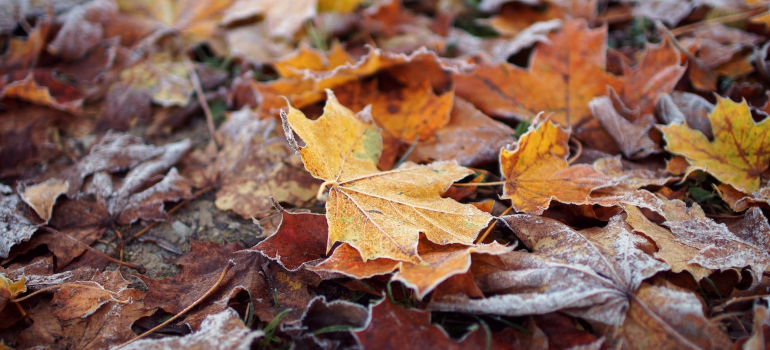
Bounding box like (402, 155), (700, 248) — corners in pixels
(282, 91), (493, 262)
(659, 97), (770, 193)
(500, 118), (609, 214)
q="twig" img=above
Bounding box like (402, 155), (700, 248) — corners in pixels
(475, 206), (513, 244)
(567, 137), (583, 165)
(190, 69), (219, 149)
(116, 260), (235, 349)
(14, 283), (128, 303)
(655, 21), (714, 74)
(41, 227), (145, 273)
(670, 8), (766, 36)
(393, 135), (420, 169)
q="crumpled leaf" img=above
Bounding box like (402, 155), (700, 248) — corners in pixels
(0, 184), (39, 259)
(285, 296), (369, 349)
(590, 95), (660, 159)
(454, 19), (622, 151)
(47, 0), (117, 60)
(15, 270), (154, 350)
(616, 278), (732, 350)
(408, 97), (515, 167)
(283, 91), (492, 262)
(121, 309), (264, 350)
(626, 198), (770, 287)
(182, 108), (319, 218)
(659, 97), (770, 193)
(591, 157), (675, 193)
(715, 183), (770, 212)
(432, 214), (669, 327)
(616, 39), (686, 116)
(500, 118), (609, 214)
(656, 92), (714, 139)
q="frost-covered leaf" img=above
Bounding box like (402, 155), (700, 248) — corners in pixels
(0, 184), (39, 259)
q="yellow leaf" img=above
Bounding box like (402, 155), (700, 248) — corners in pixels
(282, 90), (493, 262)
(659, 97), (770, 193)
(500, 119), (609, 214)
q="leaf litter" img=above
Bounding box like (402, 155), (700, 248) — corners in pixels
(2, 1), (770, 349)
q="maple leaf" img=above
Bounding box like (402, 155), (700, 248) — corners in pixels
(454, 19), (622, 151)
(626, 198), (770, 287)
(182, 109), (320, 218)
(0, 183), (40, 259)
(282, 90), (493, 262)
(590, 95), (661, 159)
(659, 97), (770, 193)
(121, 309), (264, 350)
(616, 39), (686, 117)
(112, 0), (235, 53)
(431, 214), (669, 327)
(221, 0), (316, 40)
(408, 98), (516, 167)
(291, 296), (368, 349)
(715, 183), (770, 212)
(0, 70), (86, 114)
(252, 209), (328, 271)
(500, 118), (609, 214)
(117, 52), (195, 108)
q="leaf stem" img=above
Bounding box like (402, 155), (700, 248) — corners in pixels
(41, 227), (146, 273)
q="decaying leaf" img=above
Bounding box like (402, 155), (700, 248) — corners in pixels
(590, 96), (660, 159)
(121, 309), (264, 350)
(183, 108), (319, 218)
(432, 214), (669, 327)
(715, 183), (770, 212)
(20, 178), (69, 223)
(253, 209), (328, 271)
(500, 118), (609, 214)
(282, 91), (492, 262)
(659, 97), (770, 193)
(0, 184), (39, 259)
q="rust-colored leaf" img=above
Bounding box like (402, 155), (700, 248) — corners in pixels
(500, 118), (609, 214)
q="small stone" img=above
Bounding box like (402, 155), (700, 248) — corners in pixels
(172, 220), (192, 238)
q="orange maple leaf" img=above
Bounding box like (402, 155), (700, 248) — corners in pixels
(281, 90), (492, 262)
(500, 118), (609, 214)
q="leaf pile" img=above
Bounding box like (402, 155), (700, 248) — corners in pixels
(2, 0), (770, 349)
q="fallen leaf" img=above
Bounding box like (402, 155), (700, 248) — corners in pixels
(221, 0), (316, 40)
(590, 95), (660, 159)
(282, 90), (492, 262)
(454, 19), (622, 150)
(112, 0), (235, 53)
(617, 38), (686, 116)
(117, 52), (195, 108)
(656, 92), (714, 139)
(20, 178), (69, 223)
(626, 198), (770, 287)
(659, 97), (770, 193)
(0, 184), (39, 259)
(715, 183), (770, 212)
(287, 296), (369, 349)
(407, 97), (515, 167)
(0, 70), (85, 114)
(616, 278), (732, 350)
(432, 214), (669, 327)
(253, 209), (328, 271)
(121, 309), (264, 350)
(47, 0), (117, 60)
(183, 108), (319, 218)
(500, 118), (609, 214)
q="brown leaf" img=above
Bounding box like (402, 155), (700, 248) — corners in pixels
(121, 309), (264, 350)
(616, 279), (732, 350)
(0, 70), (85, 114)
(47, 0), (117, 60)
(0, 184), (39, 259)
(589, 95), (660, 159)
(183, 108), (319, 218)
(408, 97), (516, 167)
(20, 178), (69, 223)
(432, 214), (668, 327)
(252, 209), (328, 271)
(715, 183), (770, 212)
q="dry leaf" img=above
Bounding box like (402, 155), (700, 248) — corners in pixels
(500, 118), (609, 214)
(282, 90), (492, 262)
(0, 184), (39, 259)
(659, 97), (770, 193)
